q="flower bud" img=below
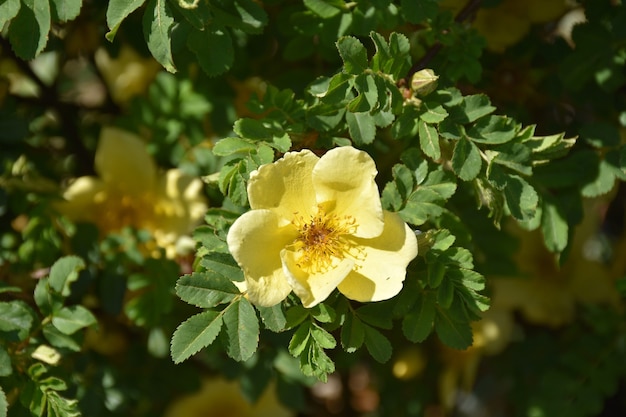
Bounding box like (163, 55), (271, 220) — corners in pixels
(411, 69), (439, 97)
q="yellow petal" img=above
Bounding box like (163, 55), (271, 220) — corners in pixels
(227, 209), (296, 306)
(95, 127), (156, 193)
(281, 249), (354, 308)
(247, 150), (319, 225)
(56, 176), (105, 222)
(312, 147), (384, 238)
(338, 211), (417, 302)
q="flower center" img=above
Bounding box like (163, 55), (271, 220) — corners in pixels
(292, 207), (358, 273)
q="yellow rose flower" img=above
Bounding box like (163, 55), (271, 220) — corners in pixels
(95, 45), (161, 104)
(226, 147), (418, 308)
(57, 127), (207, 258)
(163, 378), (293, 417)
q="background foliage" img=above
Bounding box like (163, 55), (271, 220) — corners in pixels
(2, 0), (626, 416)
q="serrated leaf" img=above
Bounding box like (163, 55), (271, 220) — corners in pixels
(451, 137), (481, 181)
(48, 256), (85, 296)
(8, 0), (50, 60)
(467, 115), (518, 144)
(490, 169), (539, 222)
(0, 301), (34, 337)
(143, 0), (176, 73)
(419, 102), (448, 123)
(449, 94), (495, 123)
(391, 106), (420, 140)
(337, 36), (368, 75)
(289, 322), (311, 357)
(363, 325), (392, 363)
(34, 279), (63, 317)
(171, 310), (224, 363)
(436, 277), (454, 308)
(311, 303), (335, 323)
(401, 188), (445, 225)
(213, 137), (257, 156)
(201, 255), (244, 285)
(176, 272), (239, 308)
(223, 298), (259, 361)
(106, 0), (146, 41)
(348, 74), (378, 112)
(418, 120), (440, 160)
(257, 304), (287, 332)
(356, 303), (393, 329)
(311, 325), (336, 350)
(346, 111), (376, 145)
(50, 0), (82, 21)
(51, 305), (96, 335)
(434, 309), (472, 349)
(341, 314), (365, 353)
(402, 292), (436, 342)
(188, 26), (234, 76)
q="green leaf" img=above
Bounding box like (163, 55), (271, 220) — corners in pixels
(533, 150), (598, 188)
(451, 138), (481, 181)
(467, 115), (518, 144)
(0, 385), (7, 417)
(143, 0), (176, 73)
(581, 159), (617, 198)
(289, 322), (311, 357)
(50, 0), (82, 21)
(8, 0), (50, 60)
(223, 298), (259, 361)
(303, 0), (342, 18)
(34, 279), (63, 317)
(449, 94), (495, 123)
(436, 276), (455, 308)
(310, 324), (336, 350)
(427, 260), (446, 287)
(171, 310), (224, 363)
(401, 0), (438, 23)
(0, 301), (34, 338)
(341, 314), (365, 353)
(541, 196), (568, 253)
(106, 0), (146, 41)
(257, 304), (287, 332)
(391, 106), (419, 140)
(0, 346), (11, 377)
(419, 102), (448, 124)
(188, 26), (235, 76)
(490, 169), (539, 223)
(579, 122), (620, 148)
(418, 120), (441, 160)
(370, 32), (411, 80)
(0, 0), (20, 31)
(490, 142), (532, 176)
(213, 137), (257, 156)
(48, 256), (85, 296)
(336, 36), (368, 75)
(51, 305), (97, 335)
(200, 252), (245, 281)
(42, 322), (81, 351)
(402, 292), (436, 342)
(176, 272), (240, 308)
(434, 309), (472, 350)
(348, 74), (378, 113)
(356, 303), (393, 329)
(363, 325), (392, 363)
(346, 111), (376, 145)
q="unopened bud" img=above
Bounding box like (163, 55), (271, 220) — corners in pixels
(411, 69), (439, 97)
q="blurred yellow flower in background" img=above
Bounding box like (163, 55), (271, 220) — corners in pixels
(95, 44), (161, 104)
(440, 0), (570, 52)
(227, 147), (418, 308)
(56, 127), (207, 258)
(491, 198), (621, 328)
(163, 378), (293, 417)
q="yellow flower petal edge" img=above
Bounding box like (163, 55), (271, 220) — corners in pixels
(227, 146), (418, 307)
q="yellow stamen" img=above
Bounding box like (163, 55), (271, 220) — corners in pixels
(292, 206), (359, 273)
